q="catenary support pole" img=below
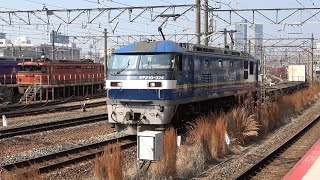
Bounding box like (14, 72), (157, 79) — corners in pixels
(204, 0), (208, 46)
(196, 0), (201, 45)
(104, 28), (108, 78)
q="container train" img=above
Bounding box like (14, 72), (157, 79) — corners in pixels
(0, 57), (32, 84)
(17, 59), (104, 93)
(106, 40), (259, 134)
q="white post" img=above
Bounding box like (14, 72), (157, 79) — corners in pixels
(225, 132), (230, 145)
(2, 115), (7, 127)
(177, 135), (181, 147)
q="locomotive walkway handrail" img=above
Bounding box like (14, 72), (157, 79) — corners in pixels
(17, 73), (104, 86)
(0, 74), (15, 84)
(44, 73), (105, 85)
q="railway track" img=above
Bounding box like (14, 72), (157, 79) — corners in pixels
(1, 135), (135, 175)
(234, 115), (320, 179)
(1, 101), (106, 118)
(0, 113), (108, 139)
(3, 94), (105, 110)
(0, 94), (105, 113)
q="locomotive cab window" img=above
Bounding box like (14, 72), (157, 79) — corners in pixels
(244, 71), (248, 79)
(249, 61), (254, 74)
(219, 60), (223, 67)
(109, 54), (138, 69)
(244, 61), (248, 69)
(204, 59), (209, 67)
(139, 54), (174, 69)
(18, 65), (42, 71)
(174, 54), (182, 71)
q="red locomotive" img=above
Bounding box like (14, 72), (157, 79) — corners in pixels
(17, 59), (104, 93)
(268, 67), (287, 78)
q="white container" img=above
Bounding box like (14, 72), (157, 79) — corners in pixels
(288, 65), (306, 82)
(137, 131), (163, 161)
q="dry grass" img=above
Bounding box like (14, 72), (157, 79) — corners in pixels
(176, 116), (215, 177)
(286, 86), (320, 113)
(214, 115), (228, 157)
(280, 86), (320, 115)
(151, 128), (177, 179)
(176, 144), (192, 178)
(186, 116), (213, 165)
(2, 170), (41, 180)
(259, 103), (279, 135)
(277, 95), (294, 119)
(259, 102), (281, 134)
(227, 106), (259, 145)
(94, 156), (107, 180)
(94, 144), (122, 180)
(179, 112), (228, 175)
(257, 85), (320, 135)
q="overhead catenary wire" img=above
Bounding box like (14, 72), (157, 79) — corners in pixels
(0, 0), (316, 59)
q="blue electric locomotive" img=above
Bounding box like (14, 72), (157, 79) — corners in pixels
(106, 40), (258, 134)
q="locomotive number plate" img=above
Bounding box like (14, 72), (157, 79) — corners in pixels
(139, 76), (164, 80)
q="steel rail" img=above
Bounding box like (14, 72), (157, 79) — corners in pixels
(1, 101), (106, 118)
(1, 135), (136, 174)
(234, 115), (320, 179)
(0, 94), (105, 113)
(0, 113), (108, 139)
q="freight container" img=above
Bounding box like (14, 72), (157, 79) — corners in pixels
(288, 65), (306, 82)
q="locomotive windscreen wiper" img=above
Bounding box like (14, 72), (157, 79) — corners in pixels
(116, 60), (130, 74)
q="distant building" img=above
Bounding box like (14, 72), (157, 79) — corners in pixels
(250, 24), (263, 58)
(234, 20), (263, 57)
(0, 33), (11, 45)
(314, 41), (320, 71)
(234, 20), (247, 52)
(49, 32), (70, 44)
(0, 33), (81, 60)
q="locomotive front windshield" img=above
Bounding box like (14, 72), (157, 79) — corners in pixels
(109, 54), (174, 70)
(18, 65), (45, 72)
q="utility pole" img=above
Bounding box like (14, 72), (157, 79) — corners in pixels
(261, 46), (265, 85)
(52, 30), (55, 60)
(260, 46), (266, 103)
(11, 44), (14, 57)
(196, 0), (201, 45)
(307, 51), (310, 80)
(219, 29), (236, 49)
(204, 0), (208, 46)
(104, 28), (108, 78)
(248, 40), (251, 54)
(311, 33), (314, 85)
(223, 28), (227, 48)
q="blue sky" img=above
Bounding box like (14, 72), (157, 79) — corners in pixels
(0, 0), (319, 55)
(1, 0), (316, 10)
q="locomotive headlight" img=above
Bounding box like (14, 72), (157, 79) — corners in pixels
(111, 82), (122, 87)
(148, 82), (162, 87)
(149, 82), (155, 87)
